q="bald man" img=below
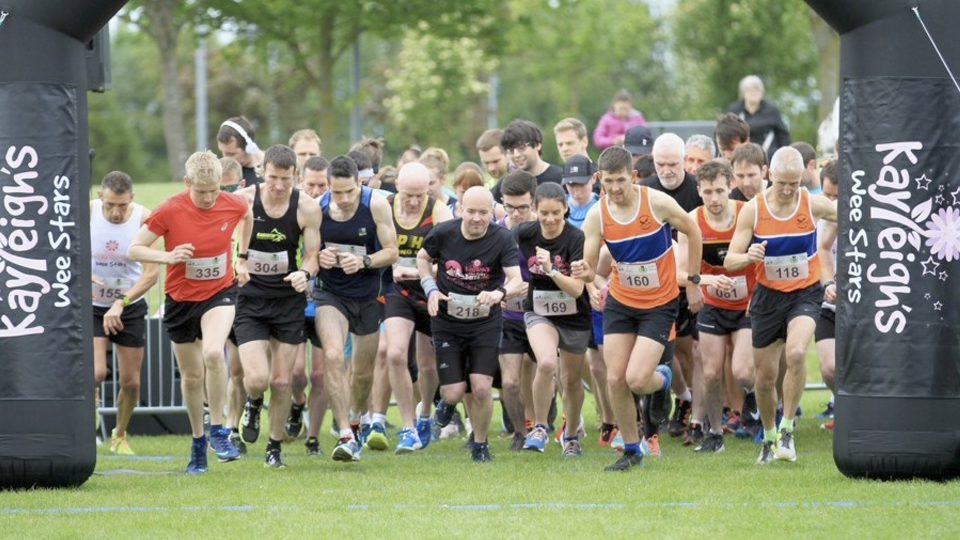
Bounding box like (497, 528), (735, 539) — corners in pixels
(725, 147), (837, 465)
(383, 163), (454, 453)
(417, 186), (524, 463)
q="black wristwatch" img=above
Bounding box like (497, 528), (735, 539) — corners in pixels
(688, 274), (701, 285)
(496, 286), (507, 298)
(362, 255), (372, 269)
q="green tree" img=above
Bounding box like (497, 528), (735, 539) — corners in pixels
(380, 24), (497, 161)
(671, 0), (820, 142)
(204, 0), (505, 148)
(497, 0), (674, 161)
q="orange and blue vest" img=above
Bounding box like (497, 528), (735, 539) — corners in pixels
(698, 201), (755, 311)
(601, 186), (678, 309)
(752, 189), (819, 292)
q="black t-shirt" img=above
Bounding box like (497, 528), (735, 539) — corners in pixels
(730, 180), (769, 202)
(242, 166), (263, 187)
(422, 219), (519, 325)
(641, 171), (703, 212)
(514, 221), (590, 331)
(491, 163), (563, 203)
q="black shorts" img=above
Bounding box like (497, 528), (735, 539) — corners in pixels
(432, 321), (501, 387)
(749, 283), (822, 349)
(163, 285), (237, 344)
(314, 292), (383, 336)
(696, 304), (751, 336)
(500, 316), (534, 357)
(814, 307), (836, 343)
(676, 296), (700, 340)
(93, 300), (148, 347)
(234, 294), (306, 346)
(603, 294), (678, 347)
(305, 316), (322, 348)
(384, 292), (432, 337)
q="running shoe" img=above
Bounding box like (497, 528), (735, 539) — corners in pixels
(820, 420), (835, 430)
(241, 397), (262, 444)
(264, 447), (286, 469)
(395, 428), (423, 454)
(695, 431), (725, 453)
(332, 437), (361, 462)
(187, 437), (208, 474)
(229, 431), (247, 456)
(284, 402), (305, 441)
(305, 436), (322, 457)
(667, 398), (691, 437)
(416, 417), (433, 449)
(642, 434), (661, 457)
(756, 441), (775, 465)
(598, 424), (618, 447)
(109, 429), (135, 456)
(775, 429), (797, 462)
(611, 432), (625, 452)
(554, 417), (587, 443)
(815, 402), (835, 419)
(723, 411), (742, 434)
(562, 438), (582, 457)
(523, 425), (549, 452)
(209, 427), (241, 462)
(683, 423), (704, 447)
(471, 443), (493, 463)
(435, 401), (455, 427)
(604, 451), (643, 471)
(365, 422), (389, 451)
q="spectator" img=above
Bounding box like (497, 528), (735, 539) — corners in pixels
(727, 75), (790, 157)
(592, 89), (647, 150)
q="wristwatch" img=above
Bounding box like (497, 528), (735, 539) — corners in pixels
(546, 268), (559, 278)
(362, 255), (372, 269)
(688, 274), (701, 285)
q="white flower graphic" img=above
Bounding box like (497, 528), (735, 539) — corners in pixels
(924, 207), (960, 261)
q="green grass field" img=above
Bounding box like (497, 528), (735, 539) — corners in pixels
(53, 183), (960, 538)
(2, 381), (959, 539)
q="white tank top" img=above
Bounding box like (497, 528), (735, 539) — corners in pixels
(90, 200), (145, 308)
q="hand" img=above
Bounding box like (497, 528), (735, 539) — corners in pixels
(746, 240), (767, 263)
(477, 289), (504, 306)
(393, 265), (418, 283)
(706, 274), (736, 291)
(318, 247), (339, 270)
(685, 283), (704, 314)
(284, 270), (310, 293)
(235, 259), (250, 287)
(571, 260), (591, 280)
(167, 243), (195, 265)
(338, 253), (363, 275)
(427, 289), (449, 317)
(598, 283), (609, 311)
(612, 135), (625, 146)
(535, 247), (553, 274)
(824, 282), (837, 304)
(103, 301), (125, 335)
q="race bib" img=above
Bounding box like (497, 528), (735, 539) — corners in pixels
(185, 253), (227, 281)
(247, 249), (289, 275)
(617, 262), (660, 289)
(705, 275), (748, 302)
(504, 295), (525, 312)
(764, 253), (809, 281)
(393, 256), (418, 269)
(93, 277), (133, 304)
(532, 290), (576, 316)
(447, 292), (490, 320)
(326, 242), (367, 256)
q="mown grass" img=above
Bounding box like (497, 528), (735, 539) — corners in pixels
(2, 385), (960, 540)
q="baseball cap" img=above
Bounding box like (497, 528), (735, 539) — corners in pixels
(562, 154), (596, 185)
(624, 125), (654, 156)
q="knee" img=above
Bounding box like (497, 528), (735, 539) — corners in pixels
(270, 377), (291, 396)
(537, 359), (558, 378)
(385, 347), (408, 369)
(702, 362), (723, 386)
(440, 387), (462, 404)
(119, 374), (141, 393)
(201, 347), (224, 368)
(606, 371), (628, 390)
(94, 365), (108, 386)
(471, 385), (492, 403)
(245, 373), (269, 395)
(180, 371), (204, 391)
(625, 371), (652, 394)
